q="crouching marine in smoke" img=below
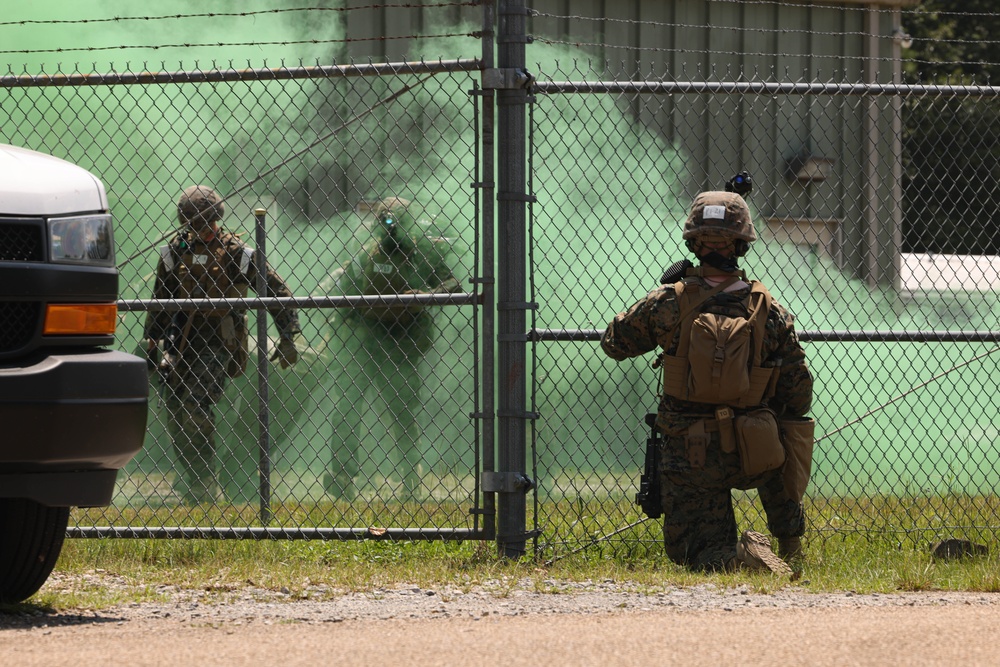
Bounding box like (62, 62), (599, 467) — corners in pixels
(602, 189), (815, 574)
(322, 197), (462, 500)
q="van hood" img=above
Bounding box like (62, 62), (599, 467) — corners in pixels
(0, 144), (108, 216)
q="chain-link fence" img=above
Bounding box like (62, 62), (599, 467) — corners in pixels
(527, 67), (1000, 557)
(1, 57), (491, 539)
(2, 1), (999, 558)
(522, 1), (1000, 558)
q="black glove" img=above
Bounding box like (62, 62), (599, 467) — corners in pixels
(270, 337), (299, 369)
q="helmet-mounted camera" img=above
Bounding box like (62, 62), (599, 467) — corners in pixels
(378, 210), (396, 228)
(725, 171), (753, 198)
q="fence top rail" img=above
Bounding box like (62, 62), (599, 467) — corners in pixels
(0, 58), (483, 88)
(530, 329), (1000, 343)
(118, 293), (480, 312)
(532, 80), (1000, 97)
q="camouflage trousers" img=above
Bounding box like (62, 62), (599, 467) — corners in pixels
(324, 312), (434, 500)
(659, 430), (805, 571)
(160, 334), (230, 505)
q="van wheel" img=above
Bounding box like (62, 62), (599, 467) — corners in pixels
(0, 498), (70, 603)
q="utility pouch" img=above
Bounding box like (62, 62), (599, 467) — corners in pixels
(684, 420), (709, 469)
(687, 312), (752, 402)
(220, 314), (249, 379)
(734, 407), (784, 476)
(779, 416), (815, 503)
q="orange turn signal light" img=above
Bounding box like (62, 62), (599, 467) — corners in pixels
(44, 303), (118, 335)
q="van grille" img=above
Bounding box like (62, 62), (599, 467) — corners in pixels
(0, 301), (40, 352)
(0, 221), (45, 262)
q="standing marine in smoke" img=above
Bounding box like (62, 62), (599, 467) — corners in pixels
(144, 185), (301, 505)
(321, 197), (462, 500)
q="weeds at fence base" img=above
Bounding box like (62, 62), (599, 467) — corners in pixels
(48, 492), (1000, 609)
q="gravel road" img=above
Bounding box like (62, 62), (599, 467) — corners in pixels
(3, 573), (1000, 666)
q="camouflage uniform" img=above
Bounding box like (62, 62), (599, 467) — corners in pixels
(323, 199), (460, 500)
(601, 192), (813, 571)
(145, 219), (300, 505)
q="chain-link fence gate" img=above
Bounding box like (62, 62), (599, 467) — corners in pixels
(1, 54), (494, 539)
(2, 0), (999, 559)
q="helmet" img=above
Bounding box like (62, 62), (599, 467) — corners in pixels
(377, 208), (397, 230)
(177, 185), (225, 226)
(370, 197), (415, 236)
(682, 191), (756, 244)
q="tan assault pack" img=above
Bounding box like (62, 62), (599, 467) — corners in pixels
(660, 274), (778, 408)
(659, 270), (815, 492)
(661, 271), (787, 478)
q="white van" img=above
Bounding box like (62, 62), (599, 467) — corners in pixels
(0, 144), (147, 602)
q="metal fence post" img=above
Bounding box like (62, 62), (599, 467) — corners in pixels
(495, 0), (529, 559)
(479, 0), (497, 542)
(253, 207), (272, 526)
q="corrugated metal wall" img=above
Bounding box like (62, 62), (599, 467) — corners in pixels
(340, 0), (908, 284)
(528, 1), (905, 286)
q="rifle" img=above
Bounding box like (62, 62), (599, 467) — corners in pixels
(158, 310), (193, 386)
(635, 413), (662, 519)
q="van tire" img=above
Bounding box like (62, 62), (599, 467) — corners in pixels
(0, 498), (69, 603)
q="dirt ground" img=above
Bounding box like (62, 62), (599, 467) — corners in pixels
(3, 574), (1000, 666)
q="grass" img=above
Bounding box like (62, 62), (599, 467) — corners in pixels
(11, 491), (999, 612)
(28, 530), (1000, 612)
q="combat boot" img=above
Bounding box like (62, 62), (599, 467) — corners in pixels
(736, 530), (792, 575)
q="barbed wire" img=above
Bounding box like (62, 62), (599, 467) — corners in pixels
(531, 2), (999, 25)
(531, 37), (920, 66)
(530, 10), (879, 41)
(530, 11), (1000, 49)
(904, 8), (1000, 18)
(701, 0), (892, 14)
(0, 2), (482, 28)
(0, 33), (480, 57)
(920, 37), (1000, 47)
(8, 4), (999, 59)
(695, 0), (1000, 18)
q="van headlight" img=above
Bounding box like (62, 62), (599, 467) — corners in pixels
(49, 214), (116, 266)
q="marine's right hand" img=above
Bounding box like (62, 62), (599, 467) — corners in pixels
(158, 351), (180, 377)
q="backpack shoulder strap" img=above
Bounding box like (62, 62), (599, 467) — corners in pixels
(746, 281), (775, 363)
(159, 244), (176, 272)
(745, 281), (782, 403)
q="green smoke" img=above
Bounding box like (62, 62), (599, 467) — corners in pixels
(5, 5), (996, 513)
(763, 253), (1000, 499)
(0, 1), (350, 508)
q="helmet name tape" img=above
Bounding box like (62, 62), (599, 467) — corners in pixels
(703, 205), (726, 221)
(682, 191), (757, 246)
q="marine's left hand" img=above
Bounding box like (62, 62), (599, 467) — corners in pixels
(270, 337), (299, 369)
